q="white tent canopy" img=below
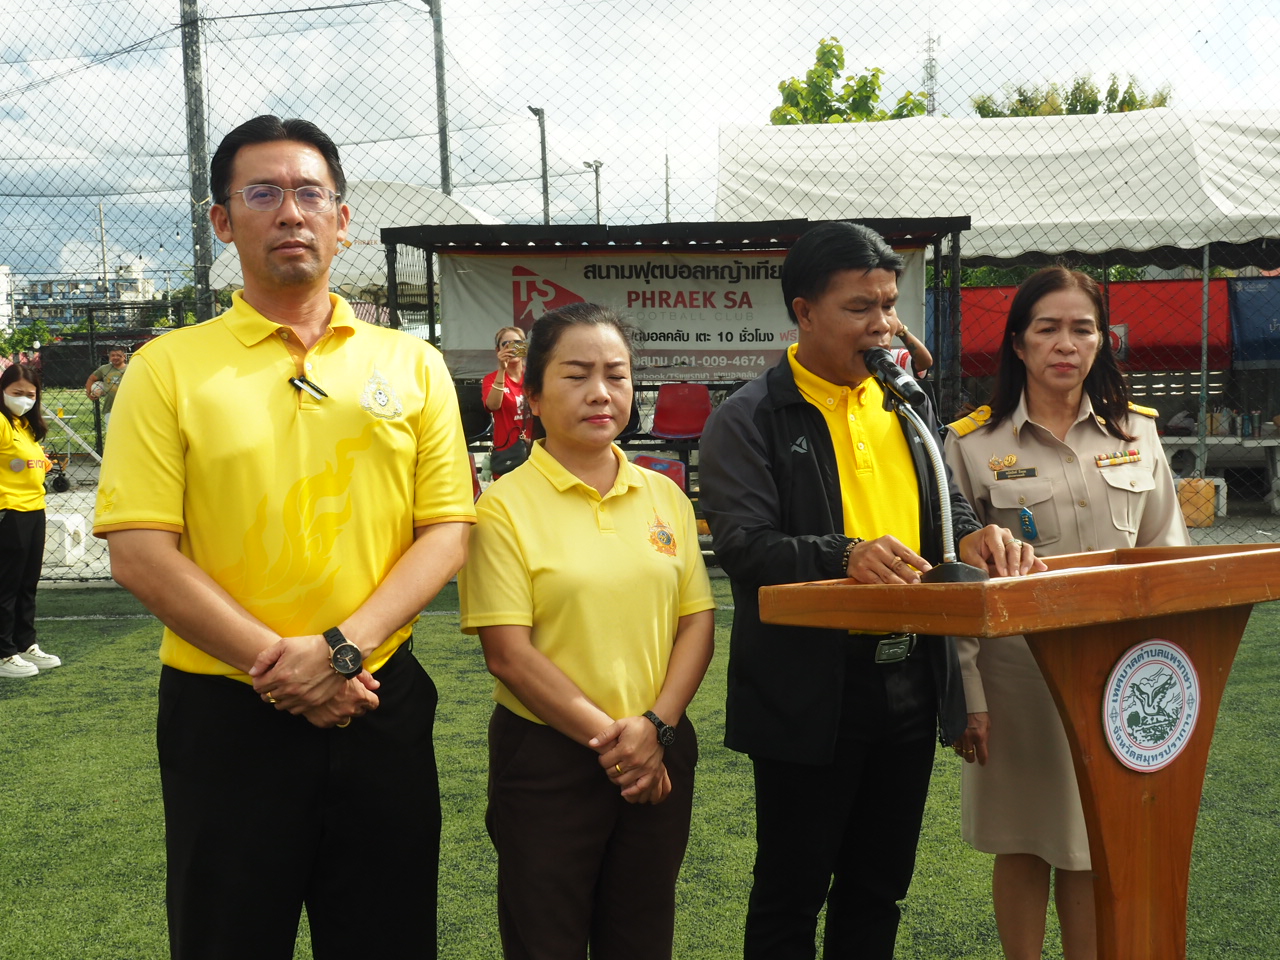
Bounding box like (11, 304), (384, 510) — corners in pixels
(210, 180), (500, 289)
(716, 111), (1280, 266)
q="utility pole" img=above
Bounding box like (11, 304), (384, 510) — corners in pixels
(180, 0), (215, 322)
(427, 0), (452, 194)
(582, 160), (602, 224)
(528, 106), (549, 225)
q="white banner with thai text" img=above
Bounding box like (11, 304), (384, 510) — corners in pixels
(439, 248), (924, 381)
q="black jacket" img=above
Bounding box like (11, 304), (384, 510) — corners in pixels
(699, 357), (979, 765)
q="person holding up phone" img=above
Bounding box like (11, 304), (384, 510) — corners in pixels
(483, 326), (533, 478)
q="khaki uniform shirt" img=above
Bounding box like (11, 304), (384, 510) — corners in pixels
(945, 392), (1190, 710)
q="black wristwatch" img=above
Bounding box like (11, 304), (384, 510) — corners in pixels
(643, 710), (677, 746)
(323, 627), (363, 679)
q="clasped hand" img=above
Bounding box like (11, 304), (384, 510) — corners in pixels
(589, 715), (671, 805)
(249, 634), (380, 729)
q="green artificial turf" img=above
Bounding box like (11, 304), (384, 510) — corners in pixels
(1, 582), (1277, 958)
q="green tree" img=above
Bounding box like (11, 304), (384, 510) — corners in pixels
(973, 73), (1171, 118)
(771, 38), (927, 125)
(0, 319), (52, 358)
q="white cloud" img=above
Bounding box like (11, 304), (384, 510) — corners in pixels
(1, 0), (1273, 277)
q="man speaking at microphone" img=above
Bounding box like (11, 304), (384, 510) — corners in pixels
(700, 220), (1039, 960)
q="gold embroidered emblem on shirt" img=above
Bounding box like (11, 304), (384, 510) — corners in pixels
(649, 513), (677, 557)
(360, 369), (403, 420)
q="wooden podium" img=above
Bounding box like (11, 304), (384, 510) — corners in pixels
(758, 544), (1280, 960)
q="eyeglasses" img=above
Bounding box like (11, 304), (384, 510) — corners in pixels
(230, 184), (341, 213)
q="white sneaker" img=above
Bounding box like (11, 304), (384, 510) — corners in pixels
(0, 655), (39, 678)
(23, 644), (62, 669)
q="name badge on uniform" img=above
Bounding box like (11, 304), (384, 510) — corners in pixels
(989, 453), (1031, 481)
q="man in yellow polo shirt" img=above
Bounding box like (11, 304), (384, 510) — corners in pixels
(94, 116), (475, 960)
(700, 221), (1036, 960)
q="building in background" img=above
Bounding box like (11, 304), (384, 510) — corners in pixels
(20, 259), (159, 325)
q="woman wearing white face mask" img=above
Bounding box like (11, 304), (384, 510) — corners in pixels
(0, 363), (62, 678)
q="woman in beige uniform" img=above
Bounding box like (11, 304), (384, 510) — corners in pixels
(944, 267), (1189, 960)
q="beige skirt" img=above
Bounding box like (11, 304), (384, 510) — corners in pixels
(961, 634), (1091, 871)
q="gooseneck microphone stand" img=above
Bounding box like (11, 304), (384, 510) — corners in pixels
(862, 348), (988, 584)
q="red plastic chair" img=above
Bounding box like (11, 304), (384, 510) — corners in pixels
(651, 383), (713, 439)
(633, 455), (687, 491)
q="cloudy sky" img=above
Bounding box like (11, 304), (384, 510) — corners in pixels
(1, 0), (1276, 284)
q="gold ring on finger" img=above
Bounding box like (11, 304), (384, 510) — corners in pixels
(266, 693), (277, 704)
(336, 718), (351, 729)
(615, 764), (623, 775)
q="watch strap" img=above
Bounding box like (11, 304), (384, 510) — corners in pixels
(323, 626), (362, 678)
(643, 710), (676, 745)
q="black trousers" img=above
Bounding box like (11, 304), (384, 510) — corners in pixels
(0, 508), (44, 659)
(486, 705), (698, 960)
(744, 647), (938, 960)
(157, 643), (440, 960)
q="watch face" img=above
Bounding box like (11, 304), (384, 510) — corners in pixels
(331, 642), (362, 676)
(658, 726), (676, 747)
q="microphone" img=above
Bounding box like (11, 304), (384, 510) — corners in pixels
(863, 347), (927, 408)
(863, 347), (987, 581)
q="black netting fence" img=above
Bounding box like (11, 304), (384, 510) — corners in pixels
(4, 1), (1280, 576)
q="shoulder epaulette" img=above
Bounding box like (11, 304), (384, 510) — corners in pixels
(1128, 401), (1159, 419)
(948, 405), (992, 437)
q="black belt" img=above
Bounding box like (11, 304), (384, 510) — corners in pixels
(851, 632), (917, 665)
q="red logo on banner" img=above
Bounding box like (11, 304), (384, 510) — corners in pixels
(512, 267), (584, 330)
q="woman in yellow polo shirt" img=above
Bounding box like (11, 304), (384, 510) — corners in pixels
(460, 302), (715, 960)
(1, 364), (62, 678)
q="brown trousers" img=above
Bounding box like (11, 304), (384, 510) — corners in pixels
(486, 705), (698, 960)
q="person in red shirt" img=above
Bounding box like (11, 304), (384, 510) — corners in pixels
(889, 317), (933, 377)
(482, 326), (532, 477)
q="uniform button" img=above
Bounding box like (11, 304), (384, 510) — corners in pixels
(1130, 480), (1136, 487)
(280, 330), (289, 340)
(857, 442), (866, 451)
(1018, 496), (1026, 505)
(1066, 456), (1074, 463)
(305, 362), (313, 371)
(1078, 499), (1088, 507)
(826, 398), (834, 405)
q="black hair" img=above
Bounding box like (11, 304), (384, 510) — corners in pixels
(210, 115), (346, 207)
(781, 221), (905, 324)
(987, 266), (1134, 442)
(1, 363), (47, 442)
(524, 303), (636, 441)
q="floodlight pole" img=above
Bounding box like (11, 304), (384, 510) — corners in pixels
(529, 106), (549, 224)
(426, 0), (452, 195)
(180, 0), (215, 323)
(583, 160), (602, 224)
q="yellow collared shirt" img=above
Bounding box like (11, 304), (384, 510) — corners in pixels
(94, 291), (477, 678)
(459, 441), (715, 723)
(788, 344), (920, 553)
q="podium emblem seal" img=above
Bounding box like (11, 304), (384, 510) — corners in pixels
(1103, 639), (1200, 773)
